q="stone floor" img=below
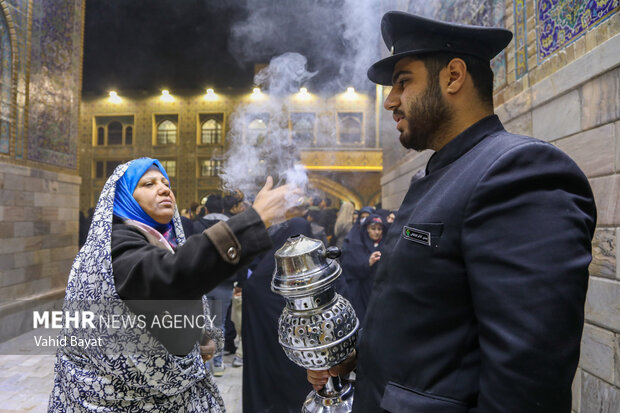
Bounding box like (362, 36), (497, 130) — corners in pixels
(0, 328), (243, 412)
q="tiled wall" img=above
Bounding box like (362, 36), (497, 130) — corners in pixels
(0, 0), (83, 341)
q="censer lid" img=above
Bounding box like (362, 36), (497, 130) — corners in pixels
(271, 234), (341, 297)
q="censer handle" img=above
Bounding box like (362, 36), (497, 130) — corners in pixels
(322, 375), (343, 395)
(325, 246), (341, 259)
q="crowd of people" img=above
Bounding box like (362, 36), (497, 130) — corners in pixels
(71, 160), (391, 413)
(58, 9), (597, 413)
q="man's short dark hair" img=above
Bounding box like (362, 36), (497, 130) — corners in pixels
(416, 53), (494, 109)
(205, 194), (223, 213)
(223, 194), (242, 214)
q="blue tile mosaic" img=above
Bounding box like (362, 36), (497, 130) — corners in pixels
(0, 8), (12, 154)
(406, 0), (508, 88)
(6, 0), (33, 159)
(514, 0), (528, 78)
(536, 0), (619, 60)
(26, 0), (82, 168)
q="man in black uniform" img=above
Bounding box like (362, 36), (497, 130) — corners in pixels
(308, 11), (597, 413)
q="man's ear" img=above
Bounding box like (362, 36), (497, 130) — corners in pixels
(445, 58), (467, 94)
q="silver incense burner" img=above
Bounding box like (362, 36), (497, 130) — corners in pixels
(272, 234), (358, 413)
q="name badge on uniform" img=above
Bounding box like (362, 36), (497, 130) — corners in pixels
(402, 226), (431, 246)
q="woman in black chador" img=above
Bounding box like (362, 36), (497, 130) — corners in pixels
(242, 217), (314, 413)
(340, 213), (385, 323)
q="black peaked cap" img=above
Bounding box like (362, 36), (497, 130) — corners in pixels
(367, 11), (513, 85)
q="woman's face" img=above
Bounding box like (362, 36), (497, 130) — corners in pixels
(133, 168), (176, 224)
(367, 223), (383, 242)
(387, 212), (396, 224)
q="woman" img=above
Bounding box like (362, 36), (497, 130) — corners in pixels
(340, 214), (385, 323)
(48, 158), (294, 412)
(242, 217), (314, 413)
(333, 201), (354, 249)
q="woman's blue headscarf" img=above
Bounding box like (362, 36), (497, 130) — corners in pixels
(113, 158), (172, 233)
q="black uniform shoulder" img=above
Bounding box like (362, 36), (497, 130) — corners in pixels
(477, 129), (582, 174)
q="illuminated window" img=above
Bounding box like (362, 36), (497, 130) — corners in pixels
(94, 116), (134, 145)
(108, 122), (123, 145)
(246, 113), (269, 144)
(337, 112), (363, 144)
(95, 159), (129, 179)
(290, 112), (315, 146)
(95, 161), (104, 178)
(157, 120), (177, 145)
(200, 114), (223, 144)
(106, 160), (124, 176)
(125, 126), (133, 145)
(200, 159), (222, 177)
(160, 160), (176, 178)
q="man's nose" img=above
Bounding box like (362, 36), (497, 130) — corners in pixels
(383, 86), (400, 111)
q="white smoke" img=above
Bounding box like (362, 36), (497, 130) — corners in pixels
(220, 0), (394, 204)
(220, 53), (316, 206)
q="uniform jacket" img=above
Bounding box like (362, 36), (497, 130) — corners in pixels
(354, 115), (596, 413)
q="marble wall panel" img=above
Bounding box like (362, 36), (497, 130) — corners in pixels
(581, 371), (620, 413)
(585, 277), (620, 332)
(580, 323), (616, 383)
(589, 228), (616, 280)
(532, 89), (581, 141)
(581, 67), (620, 131)
(555, 123), (615, 178)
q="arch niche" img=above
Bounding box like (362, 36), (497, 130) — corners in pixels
(308, 175), (362, 209)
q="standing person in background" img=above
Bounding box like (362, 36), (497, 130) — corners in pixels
(340, 214), (385, 323)
(319, 197), (338, 243)
(223, 191), (248, 368)
(341, 206), (375, 255)
(193, 193), (233, 376)
(305, 208), (328, 246)
(242, 217), (315, 413)
(333, 201), (355, 249)
(308, 12), (596, 412)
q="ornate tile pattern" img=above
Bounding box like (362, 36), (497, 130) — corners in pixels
(536, 0), (619, 60)
(26, 0), (82, 167)
(407, 0), (508, 88)
(2, 0), (34, 159)
(514, 0), (528, 78)
(0, 5), (12, 154)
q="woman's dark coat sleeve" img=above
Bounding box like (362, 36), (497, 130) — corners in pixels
(112, 207), (272, 300)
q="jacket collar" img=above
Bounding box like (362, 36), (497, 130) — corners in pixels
(425, 115), (504, 175)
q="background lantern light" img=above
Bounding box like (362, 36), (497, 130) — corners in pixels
(108, 91), (122, 104)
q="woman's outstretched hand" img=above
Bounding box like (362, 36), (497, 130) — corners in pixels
(253, 176), (303, 227)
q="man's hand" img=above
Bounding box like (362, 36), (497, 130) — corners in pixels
(200, 339), (216, 362)
(307, 350), (357, 392)
(369, 251), (381, 266)
(252, 176), (302, 227)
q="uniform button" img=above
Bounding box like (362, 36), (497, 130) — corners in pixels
(227, 246), (237, 260)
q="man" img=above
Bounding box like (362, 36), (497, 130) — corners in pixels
(308, 11), (596, 412)
(223, 191), (246, 217)
(192, 193), (233, 376)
